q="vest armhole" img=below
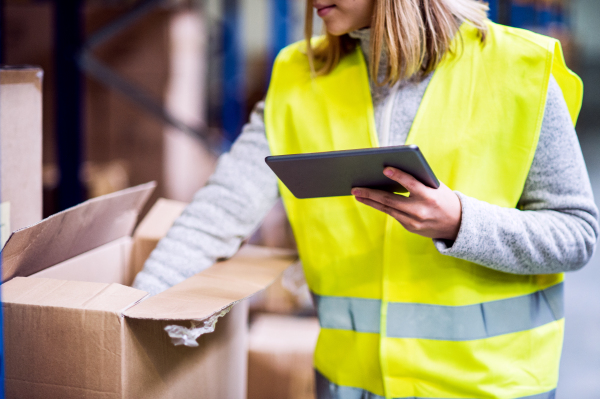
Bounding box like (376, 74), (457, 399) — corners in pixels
(551, 41), (584, 126)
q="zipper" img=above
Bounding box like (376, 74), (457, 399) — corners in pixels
(379, 82), (401, 147)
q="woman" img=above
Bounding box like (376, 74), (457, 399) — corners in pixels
(134, 0), (599, 398)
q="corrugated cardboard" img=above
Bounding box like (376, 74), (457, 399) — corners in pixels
(3, 278), (147, 398)
(248, 314), (320, 399)
(31, 237), (132, 285)
(125, 245), (300, 321)
(1, 182), (155, 282)
(0, 67), (43, 233)
(1, 185), (298, 399)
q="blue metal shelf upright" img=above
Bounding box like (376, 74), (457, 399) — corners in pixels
(221, 0), (246, 148)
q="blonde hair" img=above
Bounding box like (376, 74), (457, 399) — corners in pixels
(305, 0), (489, 85)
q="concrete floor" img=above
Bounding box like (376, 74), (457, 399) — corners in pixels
(556, 65), (600, 397)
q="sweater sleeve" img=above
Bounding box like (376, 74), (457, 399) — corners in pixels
(132, 101), (279, 295)
(434, 75), (600, 274)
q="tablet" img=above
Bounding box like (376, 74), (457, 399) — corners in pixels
(265, 145), (440, 199)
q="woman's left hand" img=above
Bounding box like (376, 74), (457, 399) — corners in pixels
(352, 167), (462, 240)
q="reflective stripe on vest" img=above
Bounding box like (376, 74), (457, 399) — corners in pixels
(315, 371), (557, 399)
(314, 283), (563, 340)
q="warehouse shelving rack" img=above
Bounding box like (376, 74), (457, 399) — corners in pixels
(0, 0), (294, 211)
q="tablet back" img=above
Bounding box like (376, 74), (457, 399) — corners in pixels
(265, 145), (439, 199)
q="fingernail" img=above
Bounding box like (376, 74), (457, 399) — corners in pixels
(384, 168), (393, 177)
(352, 189), (361, 196)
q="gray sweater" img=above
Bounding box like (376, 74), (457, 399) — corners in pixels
(133, 31), (599, 296)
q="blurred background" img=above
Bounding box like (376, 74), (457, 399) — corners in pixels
(0, 0), (598, 397)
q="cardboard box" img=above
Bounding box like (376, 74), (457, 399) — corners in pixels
(247, 314), (320, 399)
(0, 67), (43, 241)
(1, 183), (297, 399)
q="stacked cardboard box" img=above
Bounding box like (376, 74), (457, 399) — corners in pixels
(1, 185), (297, 398)
(248, 314), (320, 399)
(0, 67), (43, 245)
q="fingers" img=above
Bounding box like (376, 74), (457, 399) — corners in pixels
(355, 197), (421, 233)
(354, 196), (408, 221)
(355, 195), (433, 236)
(352, 187), (414, 223)
(383, 167), (426, 196)
(353, 188), (427, 222)
(351, 187), (408, 209)
(352, 178), (462, 240)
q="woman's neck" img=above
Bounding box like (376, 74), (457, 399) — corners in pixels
(348, 28), (389, 84)
(349, 28), (433, 85)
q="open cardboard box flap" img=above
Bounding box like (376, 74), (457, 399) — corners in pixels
(124, 245), (298, 321)
(1, 182), (156, 283)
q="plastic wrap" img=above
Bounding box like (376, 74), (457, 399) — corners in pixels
(164, 305), (233, 347)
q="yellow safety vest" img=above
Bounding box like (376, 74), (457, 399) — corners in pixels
(265, 21), (582, 399)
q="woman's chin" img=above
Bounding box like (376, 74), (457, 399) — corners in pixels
(324, 24), (352, 36)
(324, 21), (369, 36)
